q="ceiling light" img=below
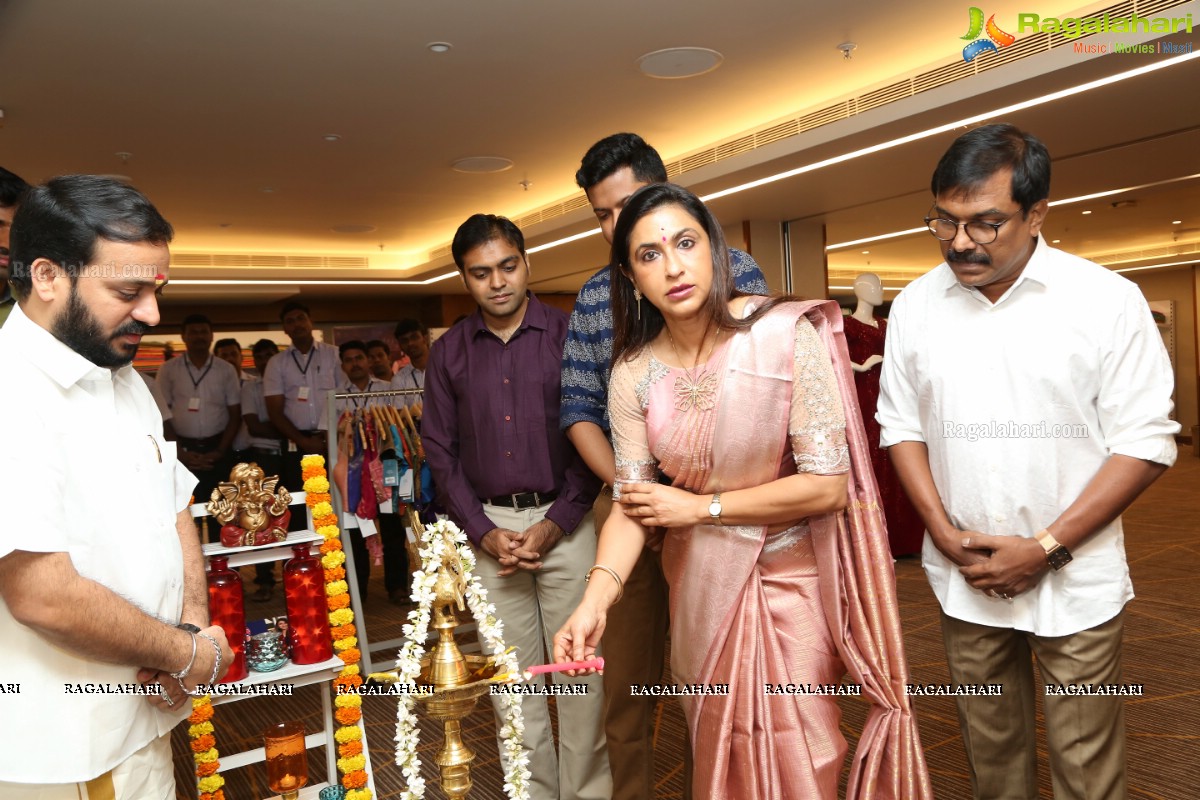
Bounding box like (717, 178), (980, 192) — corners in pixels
(826, 227), (927, 251)
(837, 42), (858, 60)
(1051, 239), (1061, 243)
(171, 273), (459, 287)
(1081, 210), (1092, 215)
(828, 285), (900, 291)
(427, 42), (452, 53)
(826, 175), (1200, 253)
(452, 156), (513, 174)
(861, 250), (870, 254)
(530, 51), (1200, 259)
(526, 228), (601, 254)
(1114, 258), (1200, 274)
(703, 51), (1199, 204)
(638, 47), (723, 79)
(1172, 220), (1183, 224)
(323, 134), (341, 142)
(260, 187), (275, 193)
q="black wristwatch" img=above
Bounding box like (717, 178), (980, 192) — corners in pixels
(177, 623), (202, 634)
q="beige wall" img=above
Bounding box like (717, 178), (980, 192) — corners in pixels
(1125, 266), (1198, 440)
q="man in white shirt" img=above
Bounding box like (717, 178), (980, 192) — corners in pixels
(0, 175), (232, 799)
(214, 337), (252, 460)
(157, 313), (241, 540)
(365, 338), (395, 381)
(877, 124), (1178, 800)
(238, 338), (287, 600)
(263, 301), (340, 508)
(390, 318), (429, 410)
(337, 340), (412, 604)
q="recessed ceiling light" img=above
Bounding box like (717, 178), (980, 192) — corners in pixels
(1172, 220), (1183, 224)
(427, 42), (452, 53)
(452, 156), (513, 174)
(1081, 210), (1092, 215)
(861, 250), (870, 254)
(331, 224), (376, 234)
(260, 187), (275, 193)
(638, 47), (723, 79)
(1051, 239), (1061, 243)
(323, 134), (341, 142)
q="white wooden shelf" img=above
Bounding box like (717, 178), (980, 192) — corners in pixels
(201, 528), (322, 568)
(210, 655), (345, 706)
(193, 485), (374, 798)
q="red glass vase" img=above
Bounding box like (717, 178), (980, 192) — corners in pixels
(283, 544), (333, 665)
(206, 556), (248, 683)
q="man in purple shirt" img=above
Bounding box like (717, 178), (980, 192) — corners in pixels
(422, 214), (610, 800)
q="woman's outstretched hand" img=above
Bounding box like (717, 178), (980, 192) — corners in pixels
(553, 601), (607, 676)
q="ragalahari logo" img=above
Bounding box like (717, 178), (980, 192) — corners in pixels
(961, 7), (1016, 62)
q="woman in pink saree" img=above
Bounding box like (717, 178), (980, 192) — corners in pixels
(555, 183), (931, 799)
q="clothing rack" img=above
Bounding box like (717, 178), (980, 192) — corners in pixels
(331, 387), (424, 399)
(324, 387), (473, 676)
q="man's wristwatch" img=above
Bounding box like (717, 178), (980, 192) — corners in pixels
(708, 493), (724, 525)
(1035, 529), (1073, 571)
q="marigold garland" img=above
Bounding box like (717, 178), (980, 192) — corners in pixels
(303, 453), (373, 799)
(188, 696), (225, 799)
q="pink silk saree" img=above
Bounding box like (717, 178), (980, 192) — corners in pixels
(616, 299), (931, 799)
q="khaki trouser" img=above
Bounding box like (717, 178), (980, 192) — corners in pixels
(941, 609), (1127, 800)
(474, 503), (611, 800)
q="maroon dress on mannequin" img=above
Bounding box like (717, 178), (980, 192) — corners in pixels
(844, 314), (924, 557)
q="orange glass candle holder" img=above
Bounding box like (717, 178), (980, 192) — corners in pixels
(264, 720), (308, 799)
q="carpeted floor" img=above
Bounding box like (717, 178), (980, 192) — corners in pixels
(174, 454), (1200, 798)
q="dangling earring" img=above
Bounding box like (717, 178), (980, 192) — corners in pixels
(634, 287), (642, 320)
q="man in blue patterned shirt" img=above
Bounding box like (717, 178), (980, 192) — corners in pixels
(560, 133), (768, 800)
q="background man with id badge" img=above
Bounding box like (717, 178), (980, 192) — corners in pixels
(263, 300), (340, 522)
(156, 313), (240, 541)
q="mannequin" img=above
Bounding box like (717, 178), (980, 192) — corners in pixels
(843, 273), (923, 557)
(849, 273), (884, 373)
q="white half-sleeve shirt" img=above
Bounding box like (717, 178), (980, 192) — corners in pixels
(262, 341), (341, 432)
(877, 237), (1178, 637)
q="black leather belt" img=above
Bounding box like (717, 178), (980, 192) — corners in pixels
(177, 434), (223, 452)
(483, 490), (558, 509)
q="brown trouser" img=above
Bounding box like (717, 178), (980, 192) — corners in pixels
(598, 492), (691, 799)
(941, 609), (1127, 800)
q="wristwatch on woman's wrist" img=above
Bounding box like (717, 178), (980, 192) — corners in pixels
(708, 493), (724, 525)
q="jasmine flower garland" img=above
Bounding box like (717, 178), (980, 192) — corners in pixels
(394, 519), (529, 799)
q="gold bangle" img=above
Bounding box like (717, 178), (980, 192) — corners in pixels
(586, 564), (624, 604)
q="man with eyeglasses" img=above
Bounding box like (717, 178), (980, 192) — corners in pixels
(877, 124), (1177, 800)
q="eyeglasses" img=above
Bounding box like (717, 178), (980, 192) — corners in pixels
(924, 215), (1012, 244)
